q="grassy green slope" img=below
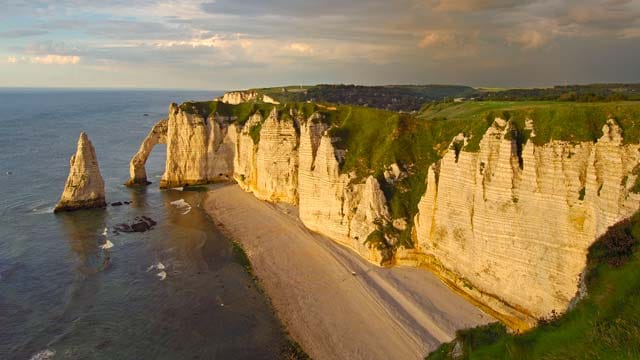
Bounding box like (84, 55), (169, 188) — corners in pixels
(426, 211), (640, 360)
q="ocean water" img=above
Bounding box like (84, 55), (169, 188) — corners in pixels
(0, 89), (289, 359)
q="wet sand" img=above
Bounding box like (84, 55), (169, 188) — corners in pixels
(204, 184), (493, 360)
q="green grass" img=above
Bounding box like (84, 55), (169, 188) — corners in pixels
(418, 101), (640, 148)
(632, 165), (640, 193)
(426, 211), (640, 360)
(248, 122), (263, 144)
(179, 101), (278, 126)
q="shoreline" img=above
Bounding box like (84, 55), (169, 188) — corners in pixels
(228, 239), (310, 360)
(204, 184), (493, 360)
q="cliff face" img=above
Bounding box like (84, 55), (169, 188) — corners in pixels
(135, 101), (640, 330)
(413, 119), (640, 327)
(55, 132), (106, 212)
(160, 104), (234, 188)
(219, 91), (280, 105)
(155, 106), (390, 263)
(297, 122), (390, 263)
(231, 109), (299, 203)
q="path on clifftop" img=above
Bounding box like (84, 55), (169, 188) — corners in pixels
(204, 184), (493, 360)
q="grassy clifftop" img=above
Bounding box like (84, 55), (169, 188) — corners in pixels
(419, 101), (640, 149)
(426, 211), (640, 360)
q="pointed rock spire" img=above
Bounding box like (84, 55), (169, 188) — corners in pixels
(54, 132), (106, 212)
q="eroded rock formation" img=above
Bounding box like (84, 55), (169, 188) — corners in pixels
(55, 132), (106, 212)
(126, 118), (167, 186)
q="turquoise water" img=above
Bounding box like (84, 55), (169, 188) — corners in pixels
(0, 89), (288, 359)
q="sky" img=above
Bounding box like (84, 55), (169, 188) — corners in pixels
(1, 0), (639, 90)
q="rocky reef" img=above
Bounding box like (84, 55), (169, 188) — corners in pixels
(55, 132), (106, 212)
(130, 98), (640, 330)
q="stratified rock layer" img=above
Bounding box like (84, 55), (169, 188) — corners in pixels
(134, 102), (640, 330)
(55, 132), (106, 212)
(160, 104), (234, 188)
(412, 119), (640, 328)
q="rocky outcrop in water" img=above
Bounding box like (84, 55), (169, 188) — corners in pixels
(55, 132), (106, 212)
(113, 216), (157, 233)
(126, 119), (167, 186)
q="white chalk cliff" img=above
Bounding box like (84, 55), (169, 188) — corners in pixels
(412, 118), (640, 328)
(55, 132), (106, 212)
(131, 102), (640, 330)
(218, 90), (280, 105)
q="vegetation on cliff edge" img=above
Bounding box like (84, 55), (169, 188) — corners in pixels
(426, 211), (640, 360)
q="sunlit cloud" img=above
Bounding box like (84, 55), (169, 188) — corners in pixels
(507, 30), (549, 49)
(287, 42), (314, 54)
(418, 32), (459, 48)
(432, 0), (528, 12)
(31, 54), (81, 65)
(619, 28), (640, 39)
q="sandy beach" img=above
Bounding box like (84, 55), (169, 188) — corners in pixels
(204, 184), (493, 360)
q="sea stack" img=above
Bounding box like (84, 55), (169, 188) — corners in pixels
(54, 132), (106, 212)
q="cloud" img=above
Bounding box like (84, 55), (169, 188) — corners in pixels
(0, 29), (48, 38)
(4, 54), (81, 64)
(287, 42), (314, 54)
(200, 0), (402, 18)
(567, 4), (639, 28)
(0, 0), (639, 88)
(432, 0), (530, 12)
(416, 30), (483, 60)
(418, 32), (459, 48)
(619, 28), (640, 38)
(507, 30), (549, 49)
(31, 54), (81, 65)
(154, 35), (238, 49)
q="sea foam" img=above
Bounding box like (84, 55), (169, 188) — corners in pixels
(30, 349), (55, 360)
(170, 199), (191, 214)
(99, 240), (114, 250)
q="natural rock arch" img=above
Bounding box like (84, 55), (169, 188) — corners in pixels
(125, 119), (168, 186)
